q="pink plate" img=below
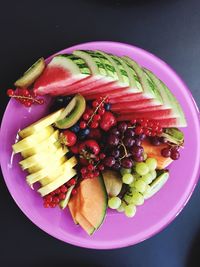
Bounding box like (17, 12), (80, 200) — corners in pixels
(0, 42), (200, 249)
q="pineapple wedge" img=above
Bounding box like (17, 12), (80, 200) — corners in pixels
(21, 130), (59, 158)
(40, 156), (77, 186)
(13, 126), (54, 153)
(19, 108), (64, 138)
(27, 156), (66, 174)
(38, 168), (77, 197)
(19, 145), (68, 170)
(26, 156), (77, 186)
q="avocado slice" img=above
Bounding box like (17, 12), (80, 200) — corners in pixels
(14, 57), (45, 87)
(55, 94), (86, 129)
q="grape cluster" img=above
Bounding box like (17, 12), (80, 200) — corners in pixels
(108, 158), (158, 217)
(103, 122), (147, 170)
(7, 88), (44, 107)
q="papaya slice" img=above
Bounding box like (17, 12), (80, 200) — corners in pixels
(142, 140), (173, 169)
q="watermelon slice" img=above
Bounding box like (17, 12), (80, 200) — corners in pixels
(115, 109), (174, 119)
(34, 54), (91, 95)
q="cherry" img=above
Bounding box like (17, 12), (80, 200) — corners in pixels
(7, 89), (14, 96)
(100, 111), (116, 131)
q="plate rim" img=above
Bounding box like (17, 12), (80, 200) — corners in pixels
(0, 41), (200, 249)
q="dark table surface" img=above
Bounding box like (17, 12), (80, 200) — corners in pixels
(0, 0), (200, 266)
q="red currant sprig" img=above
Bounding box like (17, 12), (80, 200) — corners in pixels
(7, 88), (44, 107)
(79, 96), (109, 129)
(131, 118), (163, 136)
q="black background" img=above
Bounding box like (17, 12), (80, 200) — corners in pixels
(0, 0), (200, 266)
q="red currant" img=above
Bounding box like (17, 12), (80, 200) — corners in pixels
(55, 188), (61, 195)
(53, 197), (60, 204)
(98, 108), (105, 115)
(60, 185), (67, 193)
(59, 193), (66, 200)
(81, 167), (87, 174)
(92, 100), (99, 108)
(83, 113), (90, 121)
(130, 119), (137, 125)
(7, 89), (14, 96)
(24, 101), (32, 107)
(87, 164), (94, 171)
(157, 127), (163, 134)
(45, 195), (53, 203)
(98, 164), (104, 171)
(50, 202), (56, 208)
(22, 88), (30, 96)
(80, 121), (87, 129)
(88, 172), (94, 179)
(43, 202), (50, 208)
(99, 153), (106, 159)
(72, 188), (77, 195)
(105, 98), (109, 103)
(147, 121), (153, 128)
(135, 126), (143, 135)
(93, 170), (100, 177)
(143, 128), (150, 135)
(91, 121), (99, 128)
(93, 114), (101, 121)
(69, 178), (76, 186)
(151, 131), (157, 137)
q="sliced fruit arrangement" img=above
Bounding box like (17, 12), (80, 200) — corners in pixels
(8, 49), (187, 236)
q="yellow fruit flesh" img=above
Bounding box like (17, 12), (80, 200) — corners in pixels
(19, 109), (64, 138)
(38, 168), (76, 196)
(19, 145), (68, 170)
(13, 126), (54, 153)
(21, 130), (59, 158)
(27, 156), (77, 186)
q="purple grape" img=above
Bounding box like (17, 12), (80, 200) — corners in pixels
(111, 148), (120, 158)
(107, 134), (119, 146)
(171, 145), (180, 152)
(121, 158), (133, 168)
(138, 133), (146, 140)
(123, 137), (135, 147)
(129, 145), (144, 157)
(112, 161), (121, 170)
(125, 129), (135, 138)
(159, 136), (168, 144)
(134, 155), (144, 162)
(110, 127), (120, 136)
(134, 138), (141, 146)
(117, 122), (127, 133)
(104, 157), (116, 167)
(171, 150), (180, 160)
(161, 147), (171, 157)
(150, 137), (161, 146)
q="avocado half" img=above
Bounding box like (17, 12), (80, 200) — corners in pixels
(55, 94), (86, 129)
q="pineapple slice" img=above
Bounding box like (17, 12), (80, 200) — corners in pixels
(19, 145), (68, 170)
(27, 156), (66, 174)
(26, 156), (77, 186)
(38, 168), (76, 197)
(13, 126), (54, 153)
(40, 156), (77, 186)
(19, 108), (64, 138)
(21, 130), (59, 158)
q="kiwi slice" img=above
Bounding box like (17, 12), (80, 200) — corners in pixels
(55, 94), (86, 129)
(14, 57), (45, 87)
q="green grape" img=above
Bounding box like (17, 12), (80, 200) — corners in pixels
(150, 170), (157, 180)
(143, 152), (148, 160)
(134, 180), (147, 193)
(117, 201), (126, 212)
(122, 173), (134, 184)
(131, 192), (144, 205)
(132, 173), (141, 180)
(146, 158), (157, 171)
(124, 204), (137, 218)
(130, 181), (135, 188)
(130, 187), (137, 194)
(143, 184), (151, 195)
(108, 197), (121, 209)
(135, 162), (149, 175)
(120, 168), (131, 175)
(141, 173), (153, 184)
(124, 194), (133, 204)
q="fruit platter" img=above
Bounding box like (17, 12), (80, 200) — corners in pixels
(1, 42), (200, 249)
